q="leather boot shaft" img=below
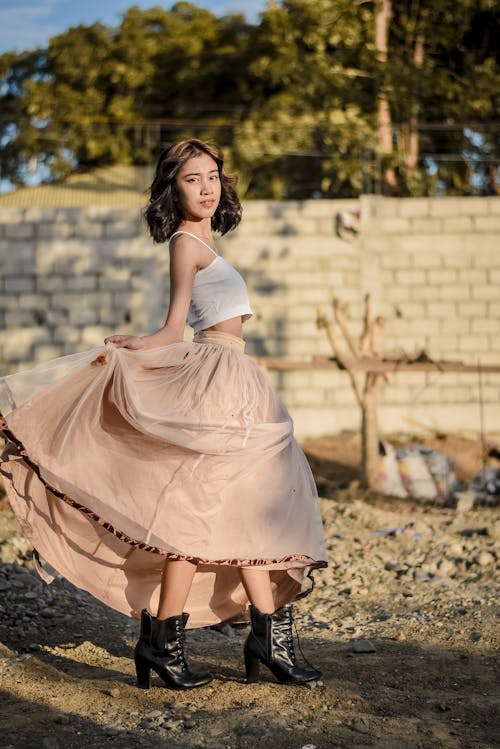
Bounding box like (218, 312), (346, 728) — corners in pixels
(134, 609), (212, 690)
(244, 604), (322, 684)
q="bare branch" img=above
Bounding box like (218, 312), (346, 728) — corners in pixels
(333, 299), (361, 357)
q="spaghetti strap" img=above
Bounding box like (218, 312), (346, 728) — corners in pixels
(169, 230), (218, 256)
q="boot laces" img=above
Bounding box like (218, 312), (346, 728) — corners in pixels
(292, 618), (321, 674)
(175, 622), (188, 670)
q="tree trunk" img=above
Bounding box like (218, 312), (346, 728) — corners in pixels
(361, 386), (380, 488)
(405, 26), (425, 175)
(375, 0), (397, 190)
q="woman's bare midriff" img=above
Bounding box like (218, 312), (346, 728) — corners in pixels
(203, 316), (243, 338)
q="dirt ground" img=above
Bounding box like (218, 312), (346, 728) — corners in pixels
(0, 431), (498, 749)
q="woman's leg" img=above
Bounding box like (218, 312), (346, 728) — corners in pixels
(240, 568), (275, 614)
(135, 558), (212, 689)
(156, 559), (197, 620)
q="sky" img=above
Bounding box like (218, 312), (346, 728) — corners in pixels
(0, 0), (266, 54)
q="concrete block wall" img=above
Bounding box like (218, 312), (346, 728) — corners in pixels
(0, 196), (499, 437)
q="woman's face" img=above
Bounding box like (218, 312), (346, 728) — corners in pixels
(175, 152), (222, 222)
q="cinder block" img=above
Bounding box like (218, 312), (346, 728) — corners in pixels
(458, 269), (488, 284)
(51, 325), (83, 344)
(458, 301), (487, 318)
(407, 318), (440, 335)
(399, 198), (431, 217)
(380, 386), (415, 405)
(473, 250), (499, 268)
(398, 302), (426, 318)
(442, 253), (473, 269)
(429, 335), (459, 353)
(0, 207), (24, 224)
(380, 253), (413, 269)
(36, 223), (74, 239)
(405, 235), (464, 254)
(471, 285), (499, 301)
(289, 387), (326, 406)
(73, 221), (104, 239)
(426, 269), (457, 284)
(458, 335), (489, 352)
(4, 277), (36, 293)
(386, 318), (410, 336)
(33, 345), (63, 363)
(1, 327), (48, 359)
(489, 269), (500, 283)
(45, 310), (68, 326)
(23, 207), (58, 222)
(275, 370), (312, 390)
(66, 276), (98, 292)
(326, 387), (357, 405)
(471, 319), (500, 334)
(384, 286), (413, 303)
(69, 308), (100, 326)
(395, 270), (426, 285)
(51, 293), (78, 310)
(412, 252), (442, 268)
(98, 276), (132, 291)
(380, 217), (411, 234)
(473, 216), (500, 232)
(411, 217), (443, 233)
(438, 284), (470, 301)
(427, 302), (457, 318)
(294, 287), (333, 303)
(0, 295), (19, 310)
(36, 276), (68, 293)
(18, 294), (50, 310)
(407, 285), (437, 302)
(442, 217), (473, 232)
(463, 234), (498, 255)
(441, 318), (470, 335)
(488, 302), (500, 317)
(104, 221), (141, 239)
(429, 198), (469, 216)
(5, 310), (37, 326)
(4, 224), (35, 240)
(80, 326), (110, 346)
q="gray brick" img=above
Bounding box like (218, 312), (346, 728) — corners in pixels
(4, 223), (35, 240)
(69, 308), (100, 326)
(4, 276), (36, 292)
(66, 276), (98, 292)
(36, 222), (74, 239)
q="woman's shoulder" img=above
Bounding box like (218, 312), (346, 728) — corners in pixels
(169, 230), (217, 254)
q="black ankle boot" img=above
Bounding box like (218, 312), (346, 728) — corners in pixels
(134, 609), (212, 689)
(244, 604), (322, 684)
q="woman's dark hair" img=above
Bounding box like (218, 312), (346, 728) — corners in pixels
(144, 138), (242, 243)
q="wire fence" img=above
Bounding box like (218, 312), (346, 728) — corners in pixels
(0, 121), (498, 204)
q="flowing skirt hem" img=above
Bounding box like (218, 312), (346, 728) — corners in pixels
(0, 415), (326, 572)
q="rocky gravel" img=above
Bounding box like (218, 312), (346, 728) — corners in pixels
(0, 481), (498, 749)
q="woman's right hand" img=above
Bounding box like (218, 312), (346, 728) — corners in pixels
(104, 335), (145, 350)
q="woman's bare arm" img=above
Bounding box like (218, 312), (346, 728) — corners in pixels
(105, 237), (201, 349)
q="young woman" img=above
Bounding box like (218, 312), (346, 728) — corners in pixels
(0, 139), (327, 690)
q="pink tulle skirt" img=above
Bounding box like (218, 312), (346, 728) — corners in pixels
(0, 330), (326, 627)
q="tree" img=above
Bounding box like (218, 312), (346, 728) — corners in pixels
(0, 0), (498, 196)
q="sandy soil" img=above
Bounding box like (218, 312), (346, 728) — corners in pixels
(0, 432), (498, 749)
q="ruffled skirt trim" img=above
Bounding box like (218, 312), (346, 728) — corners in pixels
(0, 333), (327, 627)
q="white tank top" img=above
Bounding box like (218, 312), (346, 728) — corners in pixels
(169, 231), (253, 334)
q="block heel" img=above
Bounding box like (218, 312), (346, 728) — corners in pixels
(134, 654), (152, 689)
(244, 646), (261, 683)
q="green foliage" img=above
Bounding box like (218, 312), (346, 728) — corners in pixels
(0, 0), (498, 196)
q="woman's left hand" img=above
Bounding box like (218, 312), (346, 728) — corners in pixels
(104, 335), (145, 350)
